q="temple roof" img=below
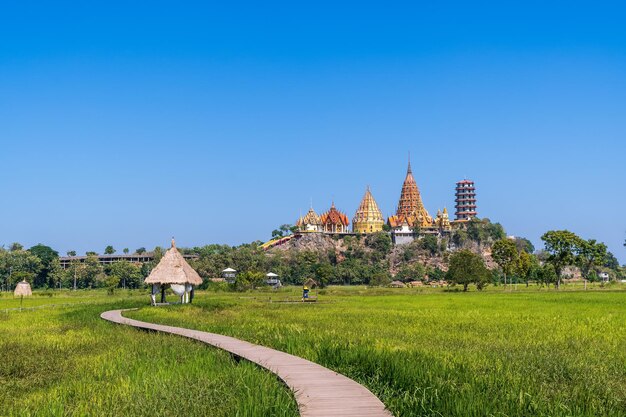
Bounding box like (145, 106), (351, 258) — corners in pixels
(144, 239), (203, 285)
(298, 206), (322, 226)
(320, 202), (350, 226)
(353, 187), (384, 224)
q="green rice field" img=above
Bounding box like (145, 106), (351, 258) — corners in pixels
(0, 291), (297, 417)
(3, 286), (626, 416)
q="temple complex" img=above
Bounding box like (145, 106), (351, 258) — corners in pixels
(352, 187), (385, 234)
(284, 156), (475, 244)
(320, 202), (350, 233)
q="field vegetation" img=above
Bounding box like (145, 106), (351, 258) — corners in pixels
(0, 291), (298, 417)
(128, 286), (626, 417)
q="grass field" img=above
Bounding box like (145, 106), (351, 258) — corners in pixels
(3, 286), (626, 417)
(128, 286), (626, 417)
(0, 290), (298, 417)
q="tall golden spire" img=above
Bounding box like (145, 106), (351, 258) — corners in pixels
(352, 187), (384, 233)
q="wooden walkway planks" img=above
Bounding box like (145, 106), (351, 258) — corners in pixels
(101, 309), (392, 417)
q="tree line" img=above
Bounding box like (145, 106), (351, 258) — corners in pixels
(1, 222), (623, 292)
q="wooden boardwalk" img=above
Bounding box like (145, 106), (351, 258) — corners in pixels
(101, 309), (392, 417)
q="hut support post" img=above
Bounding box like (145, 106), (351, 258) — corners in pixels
(190, 287), (194, 303)
(160, 285), (166, 303)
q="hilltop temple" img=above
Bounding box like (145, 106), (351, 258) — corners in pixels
(352, 187), (385, 234)
(388, 160), (451, 244)
(290, 156), (473, 242)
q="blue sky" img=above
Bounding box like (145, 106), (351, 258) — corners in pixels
(1, 1), (625, 262)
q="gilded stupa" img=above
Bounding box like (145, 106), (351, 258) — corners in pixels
(352, 187), (384, 233)
(388, 158), (435, 230)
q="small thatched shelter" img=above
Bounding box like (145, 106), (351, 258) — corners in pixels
(14, 280), (32, 297)
(144, 238), (203, 305)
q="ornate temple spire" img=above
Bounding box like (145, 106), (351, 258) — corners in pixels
(352, 187), (384, 233)
(407, 151), (412, 174)
(387, 158), (433, 229)
(396, 159), (429, 220)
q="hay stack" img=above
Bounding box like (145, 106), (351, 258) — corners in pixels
(145, 239), (202, 286)
(14, 280), (32, 297)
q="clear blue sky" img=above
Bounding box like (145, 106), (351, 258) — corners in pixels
(1, 1), (625, 262)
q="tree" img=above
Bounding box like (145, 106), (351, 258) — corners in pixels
(516, 251), (538, 287)
(98, 274), (120, 295)
(538, 263), (558, 288)
(420, 235), (438, 256)
(153, 246), (164, 263)
(365, 232), (392, 263)
(452, 229), (468, 248)
(104, 246), (115, 255)
(135, 247), (146, 254)
(108, 261), (143, 289)
(48, 258), (65, 289)
(234, 271), (265, 291)
(9, 242), (23, 252)
(492, 239), (519, 288)
(81, 255), (104, 288)
(395, 263), (425, 282)
(0, 249), (42, 289)
(604, 252), (620, 270)
(11, 271), (34, 286)
(272, 224), (296, 239)
(29, 244), (59, 288)
(541, 230), (582, 289)
(123, 248), (129, 255)
(576, 239), (607, 290)
(445, 250), (490, 291)
(514, 237), (535, 254)
(370, 270), (392, 286)
(67, 250), (77, 257)
(314, 262), (334, 288)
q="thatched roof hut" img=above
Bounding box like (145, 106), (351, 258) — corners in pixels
(303, 278), (318, 289)
(14, 280), (32, 297)
(145, 239), (202, 286)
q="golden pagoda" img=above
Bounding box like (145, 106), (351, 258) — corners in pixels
(352, 187), (384, 234)
(320, 202), (350, 233)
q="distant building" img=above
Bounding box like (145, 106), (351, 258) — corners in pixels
(59, 252), (197, 269)
(455, 179), (477, 221)
(352, 187), (385, 234)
